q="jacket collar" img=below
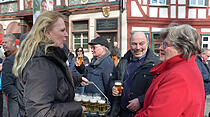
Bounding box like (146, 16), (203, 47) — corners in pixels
(123, 48), (158, 66)
(90, 49), (111, 66)
(150, 54), (196, 76)
(5, 48), (17, 57)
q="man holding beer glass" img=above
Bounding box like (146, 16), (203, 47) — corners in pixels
(75, 37), (114, 116)
(110, 32), (159, 117)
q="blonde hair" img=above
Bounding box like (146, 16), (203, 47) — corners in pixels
(13, 11), (65, 78)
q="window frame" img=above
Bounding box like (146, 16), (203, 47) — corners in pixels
(72, 20), (89, 51)
(188, 0), (207, 7)
(149, 0), (168, 6)
(200, 34), (210, 49)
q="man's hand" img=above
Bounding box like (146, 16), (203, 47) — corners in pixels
(112, 86), (119, 96)
(126, 98), (140, 112)
(80, 77), (89, 86)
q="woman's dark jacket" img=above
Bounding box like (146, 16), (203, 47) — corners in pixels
(16, 45), (83, 117)
(110, 48), (160, 117)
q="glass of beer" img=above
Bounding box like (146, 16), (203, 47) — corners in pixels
(90, 98), (97, 114)
(74, 95), (82, 105)
(98, 98), (106, 115)
(82, 96), (89, 113)
(114, 80), (123, 96)
(77, 55), (83, 65)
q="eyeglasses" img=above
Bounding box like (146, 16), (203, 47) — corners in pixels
(78, 50), (83, 52)
(162, 41), (174, 49)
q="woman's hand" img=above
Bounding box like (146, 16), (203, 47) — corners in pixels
(81, 77), (89, 86)
(81, 106), (86, 113)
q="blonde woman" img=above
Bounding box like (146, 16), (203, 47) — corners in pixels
(13, 11), (88, 117)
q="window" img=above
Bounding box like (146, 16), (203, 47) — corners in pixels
(201, 34), (210, 49)
(189, 0), (206, 7)
(72, 20), (89, 50)
(203, 44), (208, 48)
(150, 0), (168, 5)
(73, 33), (88, 49)
(203, 37), (208, 41)
(151, 32), (162, 56)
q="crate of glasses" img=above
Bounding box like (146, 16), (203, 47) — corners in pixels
(74, 93), (110, 116)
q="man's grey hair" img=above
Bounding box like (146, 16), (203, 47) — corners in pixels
(160, 24), (201, 60)
(3, 33), (16, 44)
(201, 48), (210, 54)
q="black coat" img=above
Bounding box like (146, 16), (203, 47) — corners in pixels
(2, 53), (19, 117)
(17, 45), (83, 117)
(2, 54), (18, 100)
(110, 48), (160, 117)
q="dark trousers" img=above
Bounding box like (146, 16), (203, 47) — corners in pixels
(0, 91), (3, 117)
(119, 108), (135, 117)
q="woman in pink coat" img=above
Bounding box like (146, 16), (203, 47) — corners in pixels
(135, 24), (205, 117)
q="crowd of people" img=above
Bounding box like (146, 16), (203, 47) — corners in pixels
(0, 11), (209, 117)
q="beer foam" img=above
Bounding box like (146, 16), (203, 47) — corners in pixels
(115, 82), (122, 85)
(74, 97), (82, 101)
(90, 98), (97, 103)
(82, 97), (89, 102)
(98, 100), (106, 104)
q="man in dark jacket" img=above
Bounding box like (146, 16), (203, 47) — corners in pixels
(2, 34), (18, 117)
(110, 32), (160, 117)
(196, 56), (210, 96)
(76, 36), (114, 100)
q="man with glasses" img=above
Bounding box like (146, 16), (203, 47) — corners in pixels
(75, 36), (114, 102)
(110, 32), (159, 117)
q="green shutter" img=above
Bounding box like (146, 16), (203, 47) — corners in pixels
(166, 0), (168, 5)
(205, 0), (207, 6)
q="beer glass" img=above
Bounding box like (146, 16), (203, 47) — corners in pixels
(90, 98), (97, 114)
(114, 80), (123, 96)
(77, 55), (83, 65)
(98, 98), (106, 115)
(74, 95), (82, 105)
(82, 96), (89, 113)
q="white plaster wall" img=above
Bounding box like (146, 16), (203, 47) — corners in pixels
(159, 8), (168, 18)
(201, 28), (210, 32)
(56, 0), (61, 5)
(171, 0), (176, 4)
(132, 27), (149, 32)
(198, 9), (206, 18)
(131, 1), (143, 17)
(152, 27), (164, 32)
(149, 7), (158, 17)
(19, 0), (24, 10)
(188, 9), (196, 18)
(178, 6), (186, 18)
(138, 0), (141, 5)
(121, 10), (128, 56)
(170, 6), (176, 18)
(69, 10), (128, 57)
(208, 8), (210, 15)
(65, 0), (68, 6)
(0, 20), (20, 30)
(143, 0), (147, 5)
(178, 0), (186, 4)
(142, 6), (147, 15)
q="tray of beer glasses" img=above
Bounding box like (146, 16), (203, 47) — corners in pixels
(74, 82), (111, 116)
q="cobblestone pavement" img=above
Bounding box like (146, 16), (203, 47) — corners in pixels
(205, 95), (210, 117)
